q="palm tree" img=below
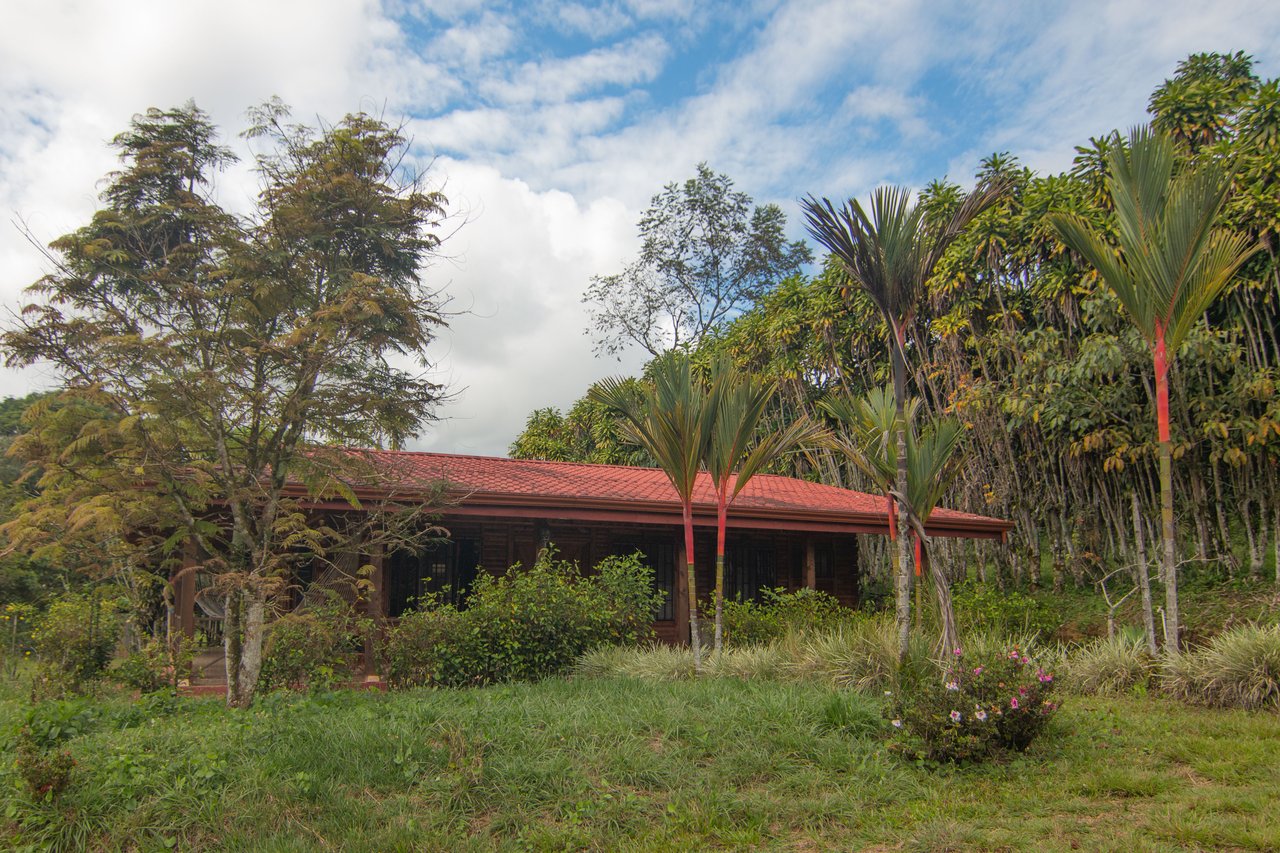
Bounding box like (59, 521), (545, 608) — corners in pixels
(703, 358), (825, 655)
(819, 388), (965, 653)
(802, 182), (1004, 661)
(590, 353), (718, 672)
(1051, 126), (1255, 651)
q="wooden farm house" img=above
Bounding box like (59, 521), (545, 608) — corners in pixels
(171, 452), (1011, 650)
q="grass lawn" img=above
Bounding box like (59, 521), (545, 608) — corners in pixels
(3, 676), (1278, 851)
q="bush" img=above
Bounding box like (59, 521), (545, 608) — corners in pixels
(30, 592), (121, 696)
(14, 727), (75, 802)
(382, 549), (663, 689)
(111, 636), (198, 694)
(1160, 624), (1280, 710)
(260, 594), (368, 692)
(952, 581), (1054, 640)
(721, 587), (853, 646)
(1064, 634), (1154, 696)
(889, 645), (1060, 764)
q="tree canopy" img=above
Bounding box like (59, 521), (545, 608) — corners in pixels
(2, 101), (453, 706)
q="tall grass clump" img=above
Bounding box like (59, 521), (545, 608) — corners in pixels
(1161, 624), (1280, 710)
(573, 644), (695, 681)
(779, 614), (931, 691)
(1063, 633), (1154, 696)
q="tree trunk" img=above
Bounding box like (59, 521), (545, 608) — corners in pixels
(1154, 337), (1180, 653)
(924, 541), (960, 655)
(224, 588), (241, 705)
(230, 588), (266, 708)
(1131, 492), (1159, 656)
(891, 328), (912, 665)
(1273, 501), (1279, 585)
(682, 504), (703, 674)
(714, 497), (726, 658)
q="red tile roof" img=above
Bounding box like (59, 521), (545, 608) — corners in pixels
(356, 451), (1010, 539)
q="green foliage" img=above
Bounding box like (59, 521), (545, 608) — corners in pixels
(509, 390), (653, 466)
(1064, 633), (1155, 696)
(259, 595), (368, 692)
(110, 636), (196, 694)
(952, 581), (1055, 639)
(14, 727), (75, 802)
(18, 698), (104, 749)
(382, 549), (663, 689)
(889, 646), (1060, 764)
(721, 587), (853, 646)
(30, 593), (121, 696)
(1161, 624), (1280, 709)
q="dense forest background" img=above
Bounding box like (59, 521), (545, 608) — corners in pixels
(510, 52), (1280, 594)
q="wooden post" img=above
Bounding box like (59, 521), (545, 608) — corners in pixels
(363, 543), (385, 678)
(804, 540), (817, 590)
(674, 536), (690, 644)
(176, 541), (197, 640)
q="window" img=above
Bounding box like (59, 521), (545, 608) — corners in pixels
(613, 538), (676, 621)
(387, 539), (480, 617)
(727, 540), (776, 602)
(815, 543), (835, 582)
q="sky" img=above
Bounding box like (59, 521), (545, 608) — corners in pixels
(2, 0), (1279, 456)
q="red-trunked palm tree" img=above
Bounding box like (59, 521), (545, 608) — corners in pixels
(592, 353), (719, 673)
(1052, 126), (1255, 652)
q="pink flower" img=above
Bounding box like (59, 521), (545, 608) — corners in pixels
(945, 681), (960, 691)
(950, 710), (962, 723)
(1019, 686), (1028, 697)
(1010, 697), (1020, 709)
(975, 709), (988, 722)
(953, 648), (963, 657)
(1038, 672), (1053, 683)
(973, 666), (984, 676)
(1021, 656), (1030, 665)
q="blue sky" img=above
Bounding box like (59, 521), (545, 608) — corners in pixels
(2, 0), (1279, 454)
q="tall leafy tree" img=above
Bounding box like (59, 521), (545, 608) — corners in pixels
(703, 358), (824, 655)
(801, 182), (1003, 661)
(590, 353), (718, 672)
(1051, 126), (1256, 650)
(2, 102), (452, 706)
(584, 164), (812, 357)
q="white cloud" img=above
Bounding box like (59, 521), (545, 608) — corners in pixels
(482, 34), (670, 105)
(410, 160), (647, 454)
(3, 0), (1280, 456)
(554, 2), (635, 39)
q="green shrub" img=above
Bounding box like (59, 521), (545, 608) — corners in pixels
(952, 581), (1054, 640)
(19, 697), (103, 749)
(889, 645), (1060, 764)
(14, 727), (75, 802)
(382, 549), (663, 689)
(1160, 624), (1280, 710)
(260, 594), (368, 692)
(1064, 634), (1154, 696)
(382, 605), (473, 688)
(111, 635), (197, 694)
(722, 587), (853, 646)
(30, 592), (121, 696)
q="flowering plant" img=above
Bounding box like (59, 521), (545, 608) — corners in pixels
(888, 645), (1060, 763)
